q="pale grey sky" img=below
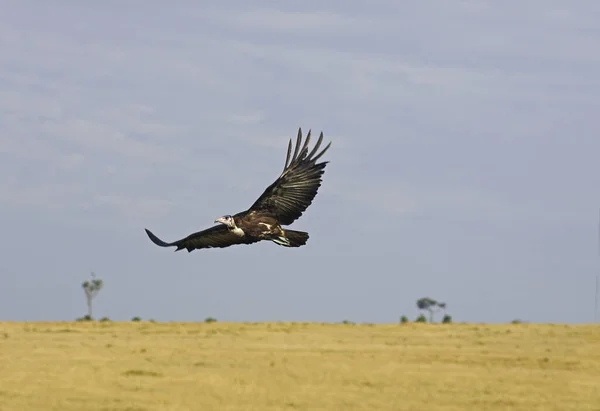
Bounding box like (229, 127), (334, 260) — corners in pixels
(1, 1), (600, 323)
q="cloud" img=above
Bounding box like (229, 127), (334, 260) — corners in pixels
(206, 8), (364, 34)
(40, 118), (184, 163)
(59, 153), (85, 170)
(95, 195), (175, 216)
(0, 2), (597, 229)
(91, 104), (192, 140)
(328, 181), (419, 217)
(0, 0), (599, 326)
(0, 90), (63, 120)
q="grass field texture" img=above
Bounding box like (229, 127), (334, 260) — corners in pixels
(0, 321), (599, 410)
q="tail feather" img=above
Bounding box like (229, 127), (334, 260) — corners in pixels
(276, 229), (309, 247)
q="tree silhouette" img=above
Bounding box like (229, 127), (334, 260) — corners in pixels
(416, 297), (446, 323)
(82, 272), (103, 319)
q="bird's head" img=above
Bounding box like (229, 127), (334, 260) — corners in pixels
(215, 214), (236, 229)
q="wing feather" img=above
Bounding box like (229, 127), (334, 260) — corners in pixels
(144, 225), (257, 252)
(249, 127), (331, 225)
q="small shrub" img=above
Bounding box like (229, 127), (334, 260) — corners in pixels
(131, 316), (142, 322)
(400, 315), (409, 324)
(204, 317), (217, 323)
(341, 320), (355, 325)
(99, 316), (111, 322)
(76, 314), (93, 322)
(415, 314), (427, 323)
(442, 314), (452, 323)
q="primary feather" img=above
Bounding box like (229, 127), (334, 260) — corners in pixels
(249, 128), (331, 225)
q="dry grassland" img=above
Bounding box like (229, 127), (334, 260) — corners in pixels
(0, 321), (599, 410)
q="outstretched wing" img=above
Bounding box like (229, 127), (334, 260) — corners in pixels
(144, 224), (258, 252)
(249, 128), (331, 226)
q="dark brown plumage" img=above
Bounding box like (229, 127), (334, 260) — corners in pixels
(144, 127), (331, 252)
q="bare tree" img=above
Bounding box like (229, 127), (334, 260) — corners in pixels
(82, 272), (103, 319)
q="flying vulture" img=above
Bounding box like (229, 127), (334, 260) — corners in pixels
(144, 128), (331, 252)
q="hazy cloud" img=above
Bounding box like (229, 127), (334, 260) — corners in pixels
(1, 1), (599, 324)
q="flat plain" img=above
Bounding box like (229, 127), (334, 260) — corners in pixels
(0, 321), (599, 410)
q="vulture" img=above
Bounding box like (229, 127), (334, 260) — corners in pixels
(144, 127), (331, 252)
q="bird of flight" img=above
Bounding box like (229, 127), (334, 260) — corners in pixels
(144, 128), (331, 253)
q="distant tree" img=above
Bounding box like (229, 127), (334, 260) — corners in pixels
(82, 272), (103, 320)
(442, 314), (452, 323)
(400, 315), (409, 324)
(415, 314), (427, 323)
(131, 316), (141, 322)
(439, 302), (447, 315)
(204, 317), (217, 323)
(416, 297), (447, 323)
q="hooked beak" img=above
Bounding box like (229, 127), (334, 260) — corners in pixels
(215, 216), (227, 225)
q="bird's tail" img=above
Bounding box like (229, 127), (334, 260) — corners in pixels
(275, 229), (309, 247)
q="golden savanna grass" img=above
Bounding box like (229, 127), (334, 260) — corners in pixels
(0, 321), (599, 410)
